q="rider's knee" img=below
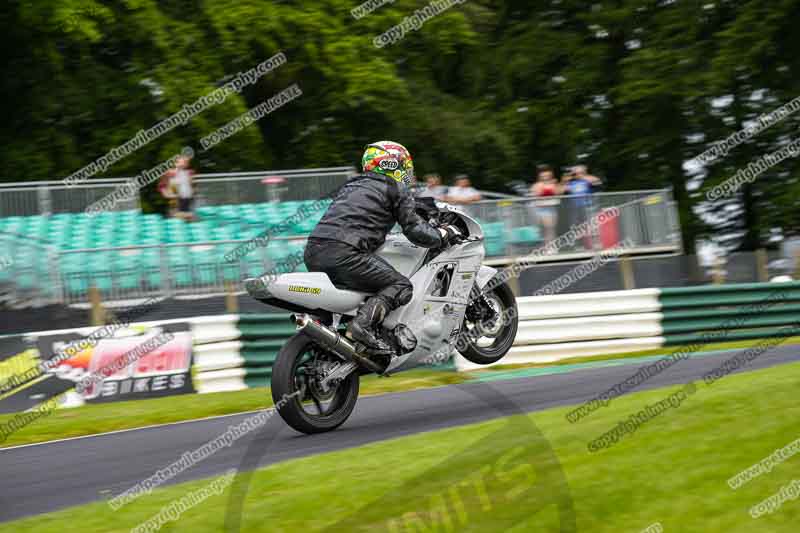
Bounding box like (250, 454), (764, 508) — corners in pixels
(396, 284), (413, 306)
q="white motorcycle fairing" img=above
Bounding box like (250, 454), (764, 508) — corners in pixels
(251, 202), (499, 374)
(381, 238), (485, 373)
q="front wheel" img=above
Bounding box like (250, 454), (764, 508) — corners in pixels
(458, 281), (518, 365)
(271, 332), (360, 434)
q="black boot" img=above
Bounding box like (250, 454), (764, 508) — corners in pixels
(349, 296), (394, 354)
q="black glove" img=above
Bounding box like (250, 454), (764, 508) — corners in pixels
(438, 224), (463, 246)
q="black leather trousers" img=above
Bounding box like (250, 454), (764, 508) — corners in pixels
(304, 238), (413, 310)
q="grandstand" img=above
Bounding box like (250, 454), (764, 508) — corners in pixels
(0, 169), (681, 306)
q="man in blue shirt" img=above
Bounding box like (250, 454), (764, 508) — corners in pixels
(563, 165), (602, 202)
(561, 165), (603, 250)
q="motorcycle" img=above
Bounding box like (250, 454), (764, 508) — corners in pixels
(244, 197), (518, 434)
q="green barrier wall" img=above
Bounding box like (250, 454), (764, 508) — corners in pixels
(659, 282), (800, 346)
(237, 314), (296, 388)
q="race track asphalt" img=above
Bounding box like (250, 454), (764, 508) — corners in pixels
(1, 344), (798, 523)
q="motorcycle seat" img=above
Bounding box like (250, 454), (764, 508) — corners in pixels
(307, 271), (376, 296)
(249, 272), (370, 314)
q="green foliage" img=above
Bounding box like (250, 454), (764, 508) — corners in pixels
(0, 0), (798, 247)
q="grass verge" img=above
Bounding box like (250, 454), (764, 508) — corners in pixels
(2, 357), (798, 532)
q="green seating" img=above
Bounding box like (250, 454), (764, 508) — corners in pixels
(481, 222), (506, 256)
(508, 225), (541, 245)
(0, 201), (367, 294)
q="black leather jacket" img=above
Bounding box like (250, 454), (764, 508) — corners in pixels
(309, 172), (443, 253)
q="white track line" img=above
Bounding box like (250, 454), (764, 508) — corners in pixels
(0, 407), (275, 452)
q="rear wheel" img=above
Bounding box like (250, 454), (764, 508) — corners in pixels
(271, 332), (359, 434)
(459, 281), (518, 365)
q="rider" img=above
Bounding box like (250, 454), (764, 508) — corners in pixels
(305, 141), (461, 352)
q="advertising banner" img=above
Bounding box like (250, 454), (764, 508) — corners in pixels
(0, 322), (194, 414)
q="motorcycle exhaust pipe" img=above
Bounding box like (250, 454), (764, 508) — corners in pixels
(293, 314), (385, 374)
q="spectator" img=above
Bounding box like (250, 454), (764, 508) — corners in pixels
(566, 164), (603, 192)
(446, 174), (482, 205)
(529, 165), (561, 246)
(157, 172), (177, 216)
(417, 173), (448, 200)
(170, 155), (196, 221)
(561, 164), (603, 249)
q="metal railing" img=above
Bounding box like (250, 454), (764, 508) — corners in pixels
(0, 180), (139, 217)
(194, 168), (354, 205)
(0, 167), (533, 217)
(463, 189), (682, 259)
(0, 167), (355, 216)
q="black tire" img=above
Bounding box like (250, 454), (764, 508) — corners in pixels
(271, 332), (360, 434)
(459, 281), (518, 365)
